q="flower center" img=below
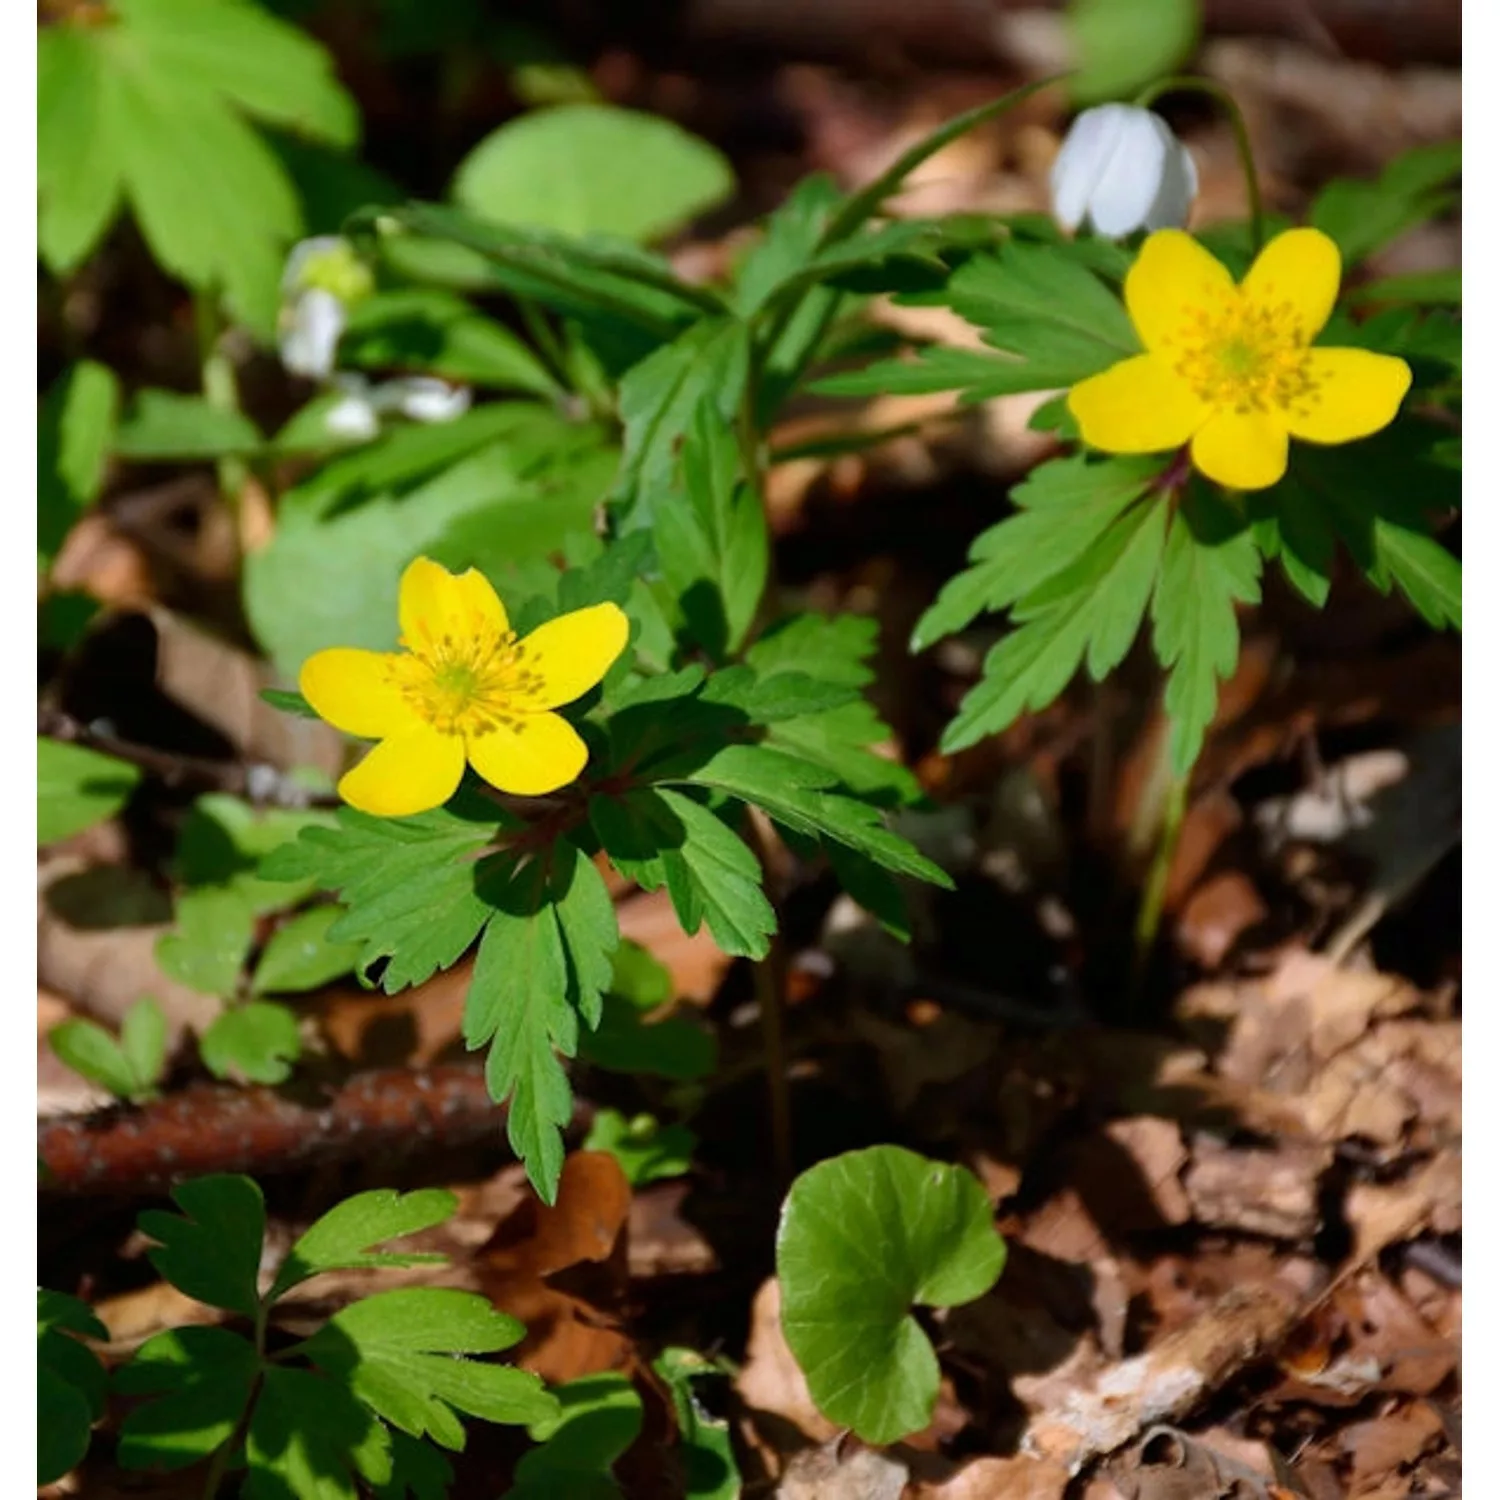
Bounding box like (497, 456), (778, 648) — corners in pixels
(387, 623), (545, 737)
(1169, 295), (1321, 416)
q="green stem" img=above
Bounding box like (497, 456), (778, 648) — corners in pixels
(1131, 769), (1187, 1000)
(515, 297), (572, 395)
(1134, 75), (1266, 251)
(194, 292), (249, 510)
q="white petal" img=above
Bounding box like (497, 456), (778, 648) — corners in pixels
(1085, 109), (1171, 237)
(324, 391), (380, 441)
(1050, 104), (1131, 232)
(1143, 134), (1199, 232)
(278, 289), (346, 380)
(367, 376), (472, 424)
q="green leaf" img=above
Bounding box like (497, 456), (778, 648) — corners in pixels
(119, 996), (168, 1091)
(591, 788), (777, 960)
(466, 843), (619, 1200)
(653, 1349), (740, 1500)
(1067, 0), (1201, 105)
(243, 404), (615, 677)
(114, 388), (264, 460)
(157, 886), (257, 999)
(453, 103), (734, 244)
(137, 1175), (266, 1317)
(39, 1291), (109, 1485)
(583, 1109), (697, 1187)
(115, 1326), (260, 1472)
(1348, 268), (1462, 307)
(38, 737), (141, 845)
(579, 941), (716, 1079)
(777, 1146), (1007, 1445)
(374, 1431), (454, 1500)
(613, 318), (752, 525)
(260, 801), (502, 992)
(1311, 141), (1461, 266)
(340, 289), (561, 395)
(38, 27), (125, 272)
(271, 1188), (456, 1301)
(677, 745), (953, 886)
(245, 1364), (393, 1499)
(940, 478), (1169, 754)
(655, 397), (769, 659)
(510, 1372), (642, 1499)
(305, 1288), (556, 1448)
(176, 793), (337, 914)
(816, 240), (1136, 401)
(39, 360), (119, 569)
(116, 0), (357, 146)
(734, 174), (843, 316)
(913, 454), (1161, 650)
(48, 1018), (138, 1102)
(1149, 485), (1262, 775)
(199, 1000), (302, 1085)
(251, 906), (364, 995)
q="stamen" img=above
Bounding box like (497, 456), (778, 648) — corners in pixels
(386, 625), (540, 737)
(1165, 293), (1322, 415)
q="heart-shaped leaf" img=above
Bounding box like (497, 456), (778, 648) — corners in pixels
(776, 1146), (1006, 1444)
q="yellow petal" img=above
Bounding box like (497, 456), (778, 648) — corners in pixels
(1068, 354), (1209, 454)
(467, 712), (588, 796)
(398, 556), (508, 653)
(1125, 229), (1236, 352)
(1283, 348), (1412, 444)
(338, 727), (465, 817)
(300, 648), (415, 739)
(1241, 227), (1341, 342)
(1190, 409), (1289, 490)
(513, 602), (630, 710)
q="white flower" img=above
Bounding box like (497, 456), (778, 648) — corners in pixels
(1050, 104), (1198, 238)
(322, 374), (471, 442)
(277, 237), (375, 382)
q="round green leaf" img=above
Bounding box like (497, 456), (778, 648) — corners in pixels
(452, 104), (733, 244)
(776, 1146), (1007, 1445)
(251, 906), (362, 995)
(1067, 0), (1200, 105)
(199, 1001), (302, 1085)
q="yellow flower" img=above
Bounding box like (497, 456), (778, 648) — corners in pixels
(300, 557), (629, 817)
(1067, 227), (1412, 490)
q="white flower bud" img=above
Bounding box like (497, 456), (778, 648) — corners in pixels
(377, 376), (472, 425)
(1050, 104), (1198, 238)
(323, 376), (380, 441)
(279, 287), (347, 382)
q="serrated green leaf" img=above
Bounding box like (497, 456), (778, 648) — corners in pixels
(116, 0), (357, 145)
(1067, 0), (1200, 105)
(341, 289), (560, 395)
(271, 1188), (456, 1301)
(39, 360), (119, 569)
(653, 1348), (740, 1500)
(304, 1287), (555, 1449)
(260, 800), (502, 992)
(38, 737), (141, 845)
(113, 388), (263, 460)
(199, 1001), (302, 1085)
(913, 454), (1160, 650)
(38, 27), (125, 272)
(453, 103), (733, 244)
(137, 1175), (266, 1316)
(464, 840), (618, 1200)
(613, 318), (752, 525)
(777, 1146), (1006, 1444)
(1150, 486), (1262, 775)
(734, 174), (842, 316)
(245, 1364), (393, 1499)
(1311, 140), (1461, 266)
(511, 1372), (642, 1498)
(676, 744), (951, 886)
(940, 485), (1169, 754)
(591, 787), (776, 960)
(176, 792), (337, 914)
(157, 886), (256, 999)
(583, 1109), (697, 1186)
(655, 397), (769, 659)
(115, 1326), (260, 1472)
(251, 906), (364, 995)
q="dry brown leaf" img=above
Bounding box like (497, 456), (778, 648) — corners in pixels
(1345, 1154), (1462, 1266)
(1109, 1424), (1281, 1500)
(475, 1150), (634, 1384)
(776, 1436), (907, 1499)
(736, 1276), (839, 1471)
(1343, 1401), (1445, 1495)
(1183, 1137), (1332, 1240)
(909, 1453), (1071, 1500)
